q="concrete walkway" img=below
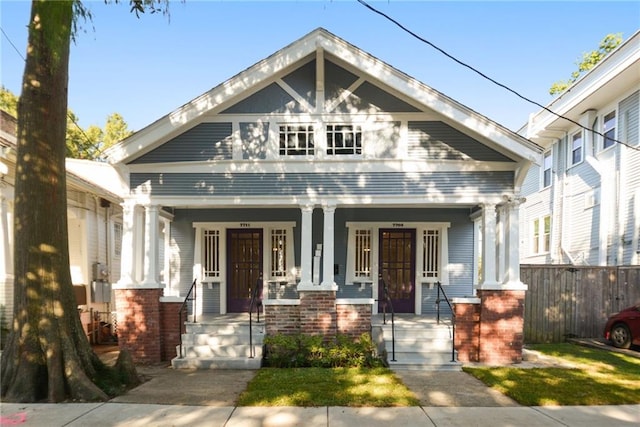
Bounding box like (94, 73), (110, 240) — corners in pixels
(1, 402), (639, 426)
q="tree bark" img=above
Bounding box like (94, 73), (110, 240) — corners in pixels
(0, 0), (108, 402)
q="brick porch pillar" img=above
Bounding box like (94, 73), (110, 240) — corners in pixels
(298, 290), (337, 339)
(115, 288), (163, 363)
(452, 297), (481, 362)
(477, 289), (526, 364)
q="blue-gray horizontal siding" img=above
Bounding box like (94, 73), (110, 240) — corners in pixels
(240, 122), (269, 160)
(220, 82), (302, 114)
(129, 123), (233, 164)
(282, 58), (316, 107)
(131, 171), (514, 197)
(334, 81), (421, 113)
(408, 121), (514, 162)
(620, 90), (639, 264)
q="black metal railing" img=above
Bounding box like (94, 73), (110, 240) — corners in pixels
(435, 281), (456, 362)
(178, 278), (197, 358)
(379, 275), (396, 362)
(248, 275), (263, 358)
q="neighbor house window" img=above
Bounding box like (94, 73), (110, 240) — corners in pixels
(542, 151), (552, 188)
(203, 229), (221, 279)
(279, 125), (314, 156)
(570, 131), (583, 166)
(532, 215), (551, 254)
(602, 111), (616, 150)
(326, 124), (362, 155)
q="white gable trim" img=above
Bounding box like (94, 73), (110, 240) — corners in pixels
(107, 28), (541, 165)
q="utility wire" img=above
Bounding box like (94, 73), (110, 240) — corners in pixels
(1, 26), (105, 159)
(357, 0), (640, 152)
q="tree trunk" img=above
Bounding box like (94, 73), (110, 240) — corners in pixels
(0, 0), (108, 402)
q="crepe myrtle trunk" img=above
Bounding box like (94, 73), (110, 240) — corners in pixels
(0, 0), (108, 402)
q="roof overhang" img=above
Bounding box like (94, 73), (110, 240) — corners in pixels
(106, 28), (542, 165)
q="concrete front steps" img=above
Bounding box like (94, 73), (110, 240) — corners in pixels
(373, 315), (461, 371)
(171, 315), (265, 370)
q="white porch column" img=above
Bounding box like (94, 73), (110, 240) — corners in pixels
(321, 204), (337, 289)
(141, 204), (161, 287)
(117, 201), (136, 286)
(504, 197), (525, 286)
(478, 203), (499, 288)
(298, 204), (314, 289)
(496, 204), (507, 283)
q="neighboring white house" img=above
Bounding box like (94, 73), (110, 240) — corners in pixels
(519, 31), (640, 266)
(0, 110), (127, 337)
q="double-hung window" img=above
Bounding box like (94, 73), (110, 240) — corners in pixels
(326, 124), (362, 155)
(542, 151), (552, 188)
(570, 131), (583, 166)
(279, 125), (314, 156)
(531, 215), (551, 255)
(602, 111), (616, 150)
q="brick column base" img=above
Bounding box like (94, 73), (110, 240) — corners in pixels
(478, 290), (526, 365)
(115, 288), (162, 363)
(299, 291), (337, 339)
(453, 300), (481, 362)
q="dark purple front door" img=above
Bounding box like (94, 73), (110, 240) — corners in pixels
(379, 229), (416, 313)
(227, 229), (262, 313)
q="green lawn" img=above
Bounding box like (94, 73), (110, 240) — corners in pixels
(464, 343), (640, 406)
(237, 367), (419, 407)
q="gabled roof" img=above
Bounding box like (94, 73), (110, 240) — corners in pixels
(105, 28), (541, 164)
(523, 30), (640, 144)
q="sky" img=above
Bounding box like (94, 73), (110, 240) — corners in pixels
(1, 1), (639, 133)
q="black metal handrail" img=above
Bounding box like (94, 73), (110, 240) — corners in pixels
(248, 275), (263, 358)
(379, 275), (396, 362)
(178, 278), (198, 358)
(436, 281), (456, 362)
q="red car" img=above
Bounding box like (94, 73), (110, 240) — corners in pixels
(604, 303), (640, 349)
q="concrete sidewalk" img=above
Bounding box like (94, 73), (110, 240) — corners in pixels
(1, 402), (639, 426)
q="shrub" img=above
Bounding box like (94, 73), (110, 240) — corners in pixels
(263, 333), (385, 368)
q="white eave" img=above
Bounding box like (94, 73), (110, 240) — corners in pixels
(525, 30), (640, 143)
(105, 28), (542, 165)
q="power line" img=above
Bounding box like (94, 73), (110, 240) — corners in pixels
(356, 0), (640, 152)
(1, 25), (105, 159)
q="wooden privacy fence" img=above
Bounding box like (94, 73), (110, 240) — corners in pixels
(521, 265), (640, 343)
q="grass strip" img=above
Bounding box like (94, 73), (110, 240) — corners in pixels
(237, 367), (419, 407)
(464, 344), (640, 406)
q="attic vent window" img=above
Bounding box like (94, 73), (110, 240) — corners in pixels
(327, 124), (362, 155)
(279, 125), (314, 156)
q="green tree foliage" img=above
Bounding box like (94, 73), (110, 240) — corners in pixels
(549, 33), (623, 95)
(0, 86), (18, 116)
(1, 87), (132, 159)
(103, 112), (133, 150)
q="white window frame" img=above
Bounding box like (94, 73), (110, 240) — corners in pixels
(278, 124), (314, 156)
(542, 150), (553, 189)
(268, 227), (296, 281)
(112, 221), (123, 258)
(346, 227), (373, 283)
(569, 131), (583, 167)
(531, 215), (551, 255)
(326, 124), (363, 156)
(601, 110), (617, 151)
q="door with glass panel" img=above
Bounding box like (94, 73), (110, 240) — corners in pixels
(227, 229), (263, 312)
(378, 229), (415, 313)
